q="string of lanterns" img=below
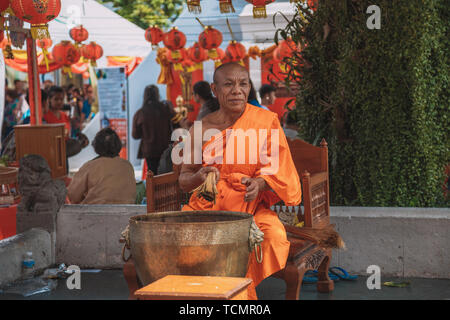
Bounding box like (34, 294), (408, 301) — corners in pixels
(145, 20), (302, 72)
(0, 0), (105, 77)
(184, 0), (317, 18)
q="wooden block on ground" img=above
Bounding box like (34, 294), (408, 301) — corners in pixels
(135, 275), (252, 300)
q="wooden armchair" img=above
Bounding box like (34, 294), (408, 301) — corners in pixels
(272, 138), (334, 299)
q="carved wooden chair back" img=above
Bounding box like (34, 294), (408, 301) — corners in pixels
(287, 138), (330, 228)
(146, 169), (182, 213)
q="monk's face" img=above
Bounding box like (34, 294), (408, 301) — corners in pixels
(211, 65), (250, 113)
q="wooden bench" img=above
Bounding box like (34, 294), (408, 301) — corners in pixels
(272, 138), (334, 300)
(123, 139), (334, 300)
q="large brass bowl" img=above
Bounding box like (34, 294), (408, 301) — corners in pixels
(129, 211), (253, 286)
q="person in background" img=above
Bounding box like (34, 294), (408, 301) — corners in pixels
(67, 128), (136, 204)
(132, 85), (175, 174)
(283, 110), (300, 140)
(43, 80), (54, 91)
(65, 84), (75, 101)
(247, 80), (269, 111)
(69, 88), (84, 138)
(13, 80), (25, 96)
(12, 80), (28, 121)
(259, 84), (277, 110)
(62, 84), (74, 114)
(2, 89), (20, 142)
(43, 86), (71, 136)
(194, 81), (220, 120)
(82, 84), (95, 122)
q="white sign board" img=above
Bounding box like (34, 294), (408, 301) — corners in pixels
(95, 66), (128, 159)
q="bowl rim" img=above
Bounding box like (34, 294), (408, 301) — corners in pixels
(129, 210), (253, 225)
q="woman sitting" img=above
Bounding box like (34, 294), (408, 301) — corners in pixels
(67, 128), (136, 204)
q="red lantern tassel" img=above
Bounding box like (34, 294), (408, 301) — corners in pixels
(63, 66), (73, 78)
(219, 0), (235, 13)
(187, 0), (201, 14)
(172, 50), (182, 60)
(30, 24), (51, 40)
(253, 5), (267, 18)
(208, 49), (218, 60)
(42, 48), (50, 71)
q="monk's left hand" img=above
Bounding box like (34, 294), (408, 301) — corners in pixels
(241, 177), (266, 202)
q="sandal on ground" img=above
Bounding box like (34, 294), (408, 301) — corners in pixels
(329, 266), (358, 281)
(302, 270), (340, 284)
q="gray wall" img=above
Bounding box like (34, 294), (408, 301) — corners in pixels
(54, 205), (450, 278)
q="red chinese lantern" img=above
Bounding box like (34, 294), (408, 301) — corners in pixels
(279, 38), (298, 59)
(199, 26), (223, 60)
(10, 0), (61, 39)
(69, 25), (89, 46)
(52, 41), (81, 75)
(166, 48), (187, 64)
(219, 0), (235, 13)
(210, 47), (225, 68)
(215, 48), (226, 60)
(245, 0), (274, 18)
(36, 38), (52, 71)
(225, 41), (246, 62)
(36, 38), (52, 50)
(163, 27), (186, 51)
(0, 0), (9, 13)
(198, 26), (222, 51)
(81, 42), (103, 66)
(145, 26), (164, 49)
(187, 42), (208, 64)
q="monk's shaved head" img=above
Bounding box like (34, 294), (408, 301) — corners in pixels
(213, 62), (250, 84)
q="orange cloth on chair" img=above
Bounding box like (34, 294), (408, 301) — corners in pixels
(182, 104), (302, 299)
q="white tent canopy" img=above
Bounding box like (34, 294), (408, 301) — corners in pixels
(48, 0), (151, 65)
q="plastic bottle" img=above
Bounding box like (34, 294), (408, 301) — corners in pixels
(22, 251), (35, 279)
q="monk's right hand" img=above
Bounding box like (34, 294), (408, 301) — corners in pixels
(194, 166), (220, 185)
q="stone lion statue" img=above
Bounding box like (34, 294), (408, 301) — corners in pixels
(18, 154), (67, 214)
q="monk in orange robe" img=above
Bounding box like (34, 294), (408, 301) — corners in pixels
(178, 63), (301, 300)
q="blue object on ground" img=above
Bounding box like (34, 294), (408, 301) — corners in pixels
(329, 266), (358, 281)
(302, 270), (340, 284)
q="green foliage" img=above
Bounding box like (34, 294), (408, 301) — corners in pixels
(98, 0), (184, 28)
(276, 0), (449, 207)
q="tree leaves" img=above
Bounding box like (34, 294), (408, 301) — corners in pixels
(98, 0), (184, 28)
(273, 0), (449, 207)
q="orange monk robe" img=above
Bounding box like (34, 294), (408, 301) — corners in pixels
(182, 104), (302, 299)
